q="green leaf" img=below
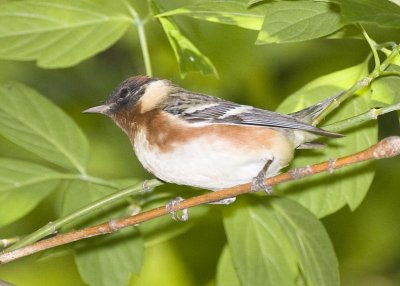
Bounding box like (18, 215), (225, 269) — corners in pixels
(271, 198), (339, 286)
(75, 229), (144, 286)
(0, 158), (60, 227)
(371, 66), (400, 105)
(256, 1), (341, 44)
(152, 1), (218, 77)
(248, 0), (264, 6)
(276, 62), (377, 217)
(157, 0), (268, 30)
(0, 0), (132, 68)
(224, 197), (339, 286)
(216, 246), (241, 286)
(62, 181), (144, 286)
(339, 0), (400, 28)
(223, 197), (299, 286)
(0, 82), (89, 173)
(393, 53), (400, 67)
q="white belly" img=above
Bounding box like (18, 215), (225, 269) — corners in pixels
(133, 129), (293, 190)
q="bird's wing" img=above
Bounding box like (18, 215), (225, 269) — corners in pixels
(163, 92), (341, 138)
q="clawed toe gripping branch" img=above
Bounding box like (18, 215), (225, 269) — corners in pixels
(1, 136), (400, 264)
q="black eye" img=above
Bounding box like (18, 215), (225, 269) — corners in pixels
(118, 88), (129, 100)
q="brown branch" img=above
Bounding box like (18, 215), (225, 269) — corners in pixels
(1, 136), (400, 264)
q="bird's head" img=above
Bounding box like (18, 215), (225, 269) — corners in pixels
(83, 75), (175, 117)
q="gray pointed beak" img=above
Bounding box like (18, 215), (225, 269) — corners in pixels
(82, 104), (111, 115)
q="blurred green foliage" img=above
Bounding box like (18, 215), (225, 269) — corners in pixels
(0, 0), (399, 285)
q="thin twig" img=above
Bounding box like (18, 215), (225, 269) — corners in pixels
(1, 136), (400, 264)
(6, 180), (163, 251)
(5, 103), (398, 252)
(6, 100), (400, 252)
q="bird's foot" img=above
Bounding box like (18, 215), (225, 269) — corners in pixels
(165, 197), (189, 221)
(250, 158), (274, 194)
(251, 175), (272, 194)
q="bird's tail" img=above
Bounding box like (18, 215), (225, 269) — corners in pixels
(289, 92), (344, 142)
(289, 91), (343, 125)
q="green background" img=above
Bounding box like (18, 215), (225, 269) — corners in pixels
(0, 1), (399, 285)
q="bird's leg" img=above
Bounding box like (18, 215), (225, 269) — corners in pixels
(165, 197), (189, 221)
(251, 158), (274, 194)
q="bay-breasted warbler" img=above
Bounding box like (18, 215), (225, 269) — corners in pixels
(84, 76), (341, 192)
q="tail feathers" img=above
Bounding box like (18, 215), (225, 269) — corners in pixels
(305, 125), (343, 138)
(289, 91), (343, 124)
(297, 142), (326, 149)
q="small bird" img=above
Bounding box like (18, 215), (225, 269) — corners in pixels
(84, 76), (341, 192)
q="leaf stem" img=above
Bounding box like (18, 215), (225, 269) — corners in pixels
(326, 102), (400, 133)
(361, 26), (380, 70)
(136, 19), (153, 76)
(124, 0), (153, 76)
(312, 41), (400, 126)
(5, 179), (163, 251)
(379, 44), (400, 71)
(312, 77), (372, 126)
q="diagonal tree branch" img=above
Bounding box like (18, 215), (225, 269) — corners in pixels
(1, 136), (400, 265)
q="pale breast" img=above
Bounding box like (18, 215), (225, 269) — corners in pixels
(132, 112), (295, 190)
